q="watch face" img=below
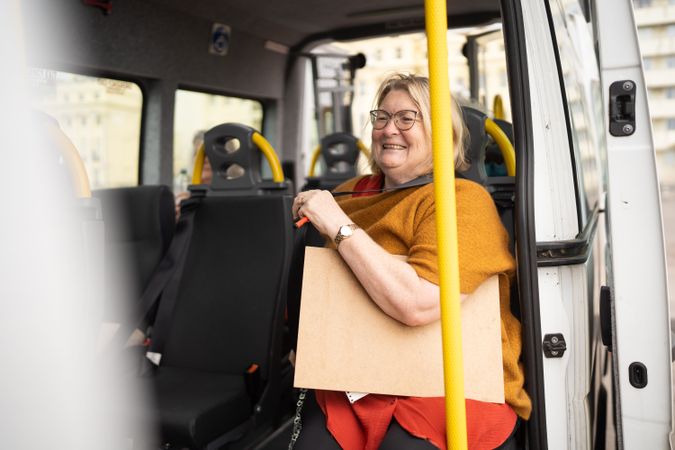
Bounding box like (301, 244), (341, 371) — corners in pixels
(340, 225), (353, 237)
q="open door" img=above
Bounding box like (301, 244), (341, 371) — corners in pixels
(594, 0), (673, 448)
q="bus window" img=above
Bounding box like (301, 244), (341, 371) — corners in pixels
(549, 1), (604, 227)
(173, 89), (263, 191)
(474, 30), (511, 120)
(29, 70), (142, 189)
(317, 31), (470, 177)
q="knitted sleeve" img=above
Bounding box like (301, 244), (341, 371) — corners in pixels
(456, 181), (515, 294)
(407, 188), (439, 285)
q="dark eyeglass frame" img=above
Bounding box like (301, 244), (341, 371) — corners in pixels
(369, 109), (420, 131)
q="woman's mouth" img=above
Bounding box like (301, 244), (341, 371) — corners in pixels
(382, 144), (406, 150)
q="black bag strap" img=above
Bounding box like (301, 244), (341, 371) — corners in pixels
(144, 193), (203, 365)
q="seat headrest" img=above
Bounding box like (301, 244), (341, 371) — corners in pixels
(459, 106), (489, 185)
(203, 123), (289, 195)
(319, 132), (360, 181)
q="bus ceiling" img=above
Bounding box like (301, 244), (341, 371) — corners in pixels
(97, 0), (502, 49)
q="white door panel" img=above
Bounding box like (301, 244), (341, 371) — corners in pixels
(595, 0), (673, 446)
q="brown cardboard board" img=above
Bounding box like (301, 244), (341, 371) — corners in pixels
(294, 247), (504, 402)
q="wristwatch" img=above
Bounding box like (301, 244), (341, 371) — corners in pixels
(334, 223), (360, 247)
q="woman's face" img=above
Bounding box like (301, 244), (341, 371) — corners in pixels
(372, 89), (431, 187)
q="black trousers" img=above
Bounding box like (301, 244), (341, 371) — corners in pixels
(291, 391), (520, 450)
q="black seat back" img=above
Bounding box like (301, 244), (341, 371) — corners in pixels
(94, 185), (174, 323)
(303, 132), (361, 192)
(459, 106), (490, 186)
(161, 195), (293, 376)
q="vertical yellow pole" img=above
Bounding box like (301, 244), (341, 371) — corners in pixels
(424, 0), (468, 449)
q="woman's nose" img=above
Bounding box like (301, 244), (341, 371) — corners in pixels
(382, 118), (400, 134)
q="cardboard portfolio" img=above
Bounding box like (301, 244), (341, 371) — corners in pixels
(294, 247), (504, 402)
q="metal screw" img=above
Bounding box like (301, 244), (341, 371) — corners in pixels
(623, 81), (634, 91)
(623, 124), (634, 134)
(551, 336), (559, 344)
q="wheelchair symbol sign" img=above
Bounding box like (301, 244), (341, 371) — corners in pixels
(210, 23), (231, 56)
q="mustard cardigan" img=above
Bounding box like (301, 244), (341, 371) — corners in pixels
(331, 176), (532, 419)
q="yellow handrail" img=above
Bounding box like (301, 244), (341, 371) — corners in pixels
(485, 118), (516, 177)
(492, 94), (505, 120)
(192, 143), (206, 184)
(425, 0), (467, 448)
(308, 145), (322, 177)
(191, 131), (285, 184)
(307, 139), (371, 177)
(49, 125), (91, 198)
(252, 131), (285, 183)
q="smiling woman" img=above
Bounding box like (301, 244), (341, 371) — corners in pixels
(368, 74), (468, 187)
(291, 73), (530, 449)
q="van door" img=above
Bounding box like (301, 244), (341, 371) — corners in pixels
(518, 0), (609, 448)
(594, 0), (673, 448)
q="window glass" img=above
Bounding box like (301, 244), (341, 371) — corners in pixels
(549, 1), (605, 226)
(633, 0), (653, 7)
(668, 118), (675, 130)
(475, 29), (511, 121)
(666, 87), (675, 99)
(173, 90), (263, 192)
(29, 70), (142, 189)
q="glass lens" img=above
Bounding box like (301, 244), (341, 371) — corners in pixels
(370, 110), (390, 129)
(395, 111), (417, 130)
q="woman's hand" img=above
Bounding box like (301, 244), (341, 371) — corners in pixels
(293, 190), (351, 238)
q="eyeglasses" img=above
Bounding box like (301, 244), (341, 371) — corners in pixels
(369, 109), (419, 131)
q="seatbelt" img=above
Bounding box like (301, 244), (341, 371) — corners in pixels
(142, 191), (204, 366)
(331, 172), (465, 197)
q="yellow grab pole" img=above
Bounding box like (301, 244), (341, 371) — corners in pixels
(485, 118), (516, 177)
(49, 125), (91, 198)
(308, 145), (322, 177)
(252, 132), (285, 182)
(308, 140), (370, 176)
(192, 143), (206, 184)
(493, 94), (505, 120)
(425, 0), (468, 449)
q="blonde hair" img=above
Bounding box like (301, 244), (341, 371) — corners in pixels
(369, 73), (469, 174)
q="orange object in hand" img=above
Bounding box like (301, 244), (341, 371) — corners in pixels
(295, 217), (310, 228)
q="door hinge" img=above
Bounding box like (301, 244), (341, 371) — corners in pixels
(543, 333), (567, 358)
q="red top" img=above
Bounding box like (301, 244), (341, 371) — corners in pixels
(316, 174), (517, 450)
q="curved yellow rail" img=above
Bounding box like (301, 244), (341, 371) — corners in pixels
(49, 125), (91, 198)
(308, 145), (322, 177)
(307, 139), (371, 177)
(192, 143), (206, 184)
(252, 132), (285, 183)
(425, 0), (467, 448)
(191, 132), (285, 184)
(492, 94), (505, 120)
(485, 118), (516, 177)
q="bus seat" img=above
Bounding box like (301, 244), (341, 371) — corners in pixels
(140, 123), (294, 449)
(302, 132), (362, 192)
(203, 123), (291, 195)
(459, 107), (490, 186)
(93, 185), (175, 325)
